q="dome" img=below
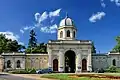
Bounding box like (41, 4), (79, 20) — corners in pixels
(59, 17), (74, 27)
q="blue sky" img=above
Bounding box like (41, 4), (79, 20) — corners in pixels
(0, 0), (120, 53)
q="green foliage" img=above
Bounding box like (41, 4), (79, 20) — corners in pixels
(105, 66), (117, 72)
(0, 34), (25, 54)
(25, 29), (47, 53)
(9, 69), (29, 74)
(91, 42), (96, 53)
(28, 68), (36, 74)
(112, 36), (120, 52)
(41, 74), (109, 80)
(28, 29), (37, 48)
(9, 68), (36, 74)
(25, 43), (47, 53)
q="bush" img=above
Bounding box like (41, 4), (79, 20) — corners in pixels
(105, 66), (117, 72)
(28, 68), (36, 74)
(9, 69), (29, 74)
(9, 68), (37, 74)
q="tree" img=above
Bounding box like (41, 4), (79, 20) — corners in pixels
(25, 43), (47, 53)
(0, 34), (25, 54)
(28, 29), (37, 48)
(91, 42), (96, 54)
(25, 29), (47, 53)
(112, 36), (120, 52)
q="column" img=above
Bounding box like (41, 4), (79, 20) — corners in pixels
(48, 50), (52, 70)
(59, 49), (64, 72)
(22, 58), (25, 69)
(12, 57), (15, 69)
(76, 51), (82, 73)
(87, 50), (92, 72)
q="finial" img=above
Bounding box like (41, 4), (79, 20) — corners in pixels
(65, 12), (68, 18)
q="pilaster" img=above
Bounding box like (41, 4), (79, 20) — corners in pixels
(59, 49), (64, 72)
(76, 50), (82, 73)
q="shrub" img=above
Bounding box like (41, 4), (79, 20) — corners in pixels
(9, 68), (37, 74)
(105, 66), (117, 72)
(9, 69), (29, 74)
(28, 68), (36, 74)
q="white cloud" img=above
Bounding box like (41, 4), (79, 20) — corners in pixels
(40, 24), (58, 33)
(18, 42), (24, 45)
(20, 26), (35, 34)
(21, 8), (61, 34)
(23, 26), (31, 30)
(101, 2), (106, 8)
(38, 12), (48, 24)
(35, 13), (40, 22)
(89, 12), (106, 23)
(0, 31), (19, 41)
(34, 8), (61, 33)
(49, 9), (61, 17)
(20, 29), (24, 34)
(110, 0), (120, 6)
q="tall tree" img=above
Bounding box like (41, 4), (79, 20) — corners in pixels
(28, 29), (37, 48)
(112, 36), (120, 52)
(91, 42), (96, 54)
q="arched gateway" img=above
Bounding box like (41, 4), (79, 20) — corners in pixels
(65, 50), (76, 73)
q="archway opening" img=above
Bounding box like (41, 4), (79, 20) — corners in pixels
(113, 59), (116, 66)
(53, 59), (58, 71)
(82, 59), (87, 71)
(7, 60), (11, 68)
(65, 50), (75, 73)
(16, 60), (21, 68)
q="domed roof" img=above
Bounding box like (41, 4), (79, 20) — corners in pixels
(59, 15), (74, 27)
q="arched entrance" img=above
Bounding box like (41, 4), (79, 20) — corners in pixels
(82, 59), (87, 71)
(65, 50), (76, 73)
(53, 59), (58, 71)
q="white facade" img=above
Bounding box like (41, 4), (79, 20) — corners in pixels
(48, 15), (92, 73)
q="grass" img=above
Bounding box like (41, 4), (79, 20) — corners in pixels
(104, 73), (120, 76)
(41, 74), (109, 80)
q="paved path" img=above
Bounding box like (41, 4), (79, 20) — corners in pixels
(0, 74), (35, 80)
(0, 73), (57, 80)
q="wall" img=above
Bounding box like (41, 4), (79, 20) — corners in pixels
(0, 56), (3, 71)
(92, 54), (108, 71)
(25, 54), (48, 69)
(3, 55), (25, 70)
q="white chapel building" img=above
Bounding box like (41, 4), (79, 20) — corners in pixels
(47, 15), (92, 73)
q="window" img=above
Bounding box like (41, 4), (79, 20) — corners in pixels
(67, 30), (70, 37)
(113, 59), (116, 66)
(7, 60), (11, 68)
(60, 31), (63, 38)
(73, 31), (75, 38)
(16, 60), (21, 68)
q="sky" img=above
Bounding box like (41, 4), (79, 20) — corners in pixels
(0, 0), (120, 53)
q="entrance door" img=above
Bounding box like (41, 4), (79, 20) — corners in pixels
(53, 59), (58, 71)
(65, 50), (76, 73)
(82, 59), (87, 71)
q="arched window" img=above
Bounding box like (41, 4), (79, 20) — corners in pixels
(113, 59), (116, 66)
(16, 60), (21, 68)
(60, 31), (63, 38)
(7, 60), (11, 68)
(73, 31), (75, 38)
(67, 30), (70, 37)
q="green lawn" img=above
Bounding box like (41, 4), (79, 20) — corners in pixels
(41, 74), (109, 80)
